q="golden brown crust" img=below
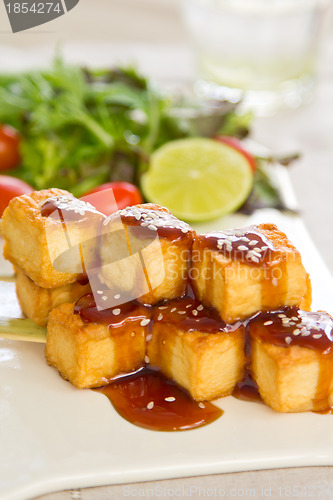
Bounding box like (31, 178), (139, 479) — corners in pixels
(46, 300), (245, 397)
(99, 204), (194, 305)
(257, 223), (298, 252)
(15, 267), (91, 327)
(1, 189), (102, 288)
(249, 330), (333, 412)
(46, 303), (147, 388)
(134, 203), (171, 214)
(192, 223), (311, 323)
(6, 188), (70, 218)
(5, 190), (323, 412)
(147, 322), (245, 401)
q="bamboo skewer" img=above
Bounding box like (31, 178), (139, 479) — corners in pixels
(0, 317), (46, 343)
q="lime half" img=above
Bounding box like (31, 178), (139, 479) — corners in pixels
(141, 138), (254, 222)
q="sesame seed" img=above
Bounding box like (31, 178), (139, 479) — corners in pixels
(97, 290), (103, 295)
(278, 314), (286, 318)
(159, 306), (167, 310)
(238, 245), (248, 251)
(285, 337), (292, 344)
(181, 228), (189, 233)
(130, 332), (135, 337)
(140, 318), (150, 327)
(264, 320), (273, 326)
(157, 313), (163, 321)
(240, 237), (250, 242)
(144, 355), (150, 364)
(114, 294), (120, 299)
(272, 278), (278, 287)
(113, 308), (121, 315)
(145, 334), (152, 342)
(313, 334), (322, 339)
(301, 330), (311, 337)
(162, 340), (166, 345)
(102, 296), (108, 301)
(253, 247), (262, 253)
(147, 401), (154, 410)
(192, 310), (198, 316)
(250, 256), (260, 263)
(293, 329), (301, 336)
(178, 311), (186, 314)
(262, 246), (269, 250)
(148, 224), (157, 231)
(171, 308), (177, 313)
(197, 305), (204, 311)
(165, 397), (176, 402)
(186, 304), (192, 308)
(249, 240), (258, 246)
(292, 317), (299, 321)
(198, 402), (205, 409)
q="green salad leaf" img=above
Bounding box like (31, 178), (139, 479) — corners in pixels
(0, 58), (253, 196)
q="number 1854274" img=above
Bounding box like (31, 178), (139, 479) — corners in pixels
(6, 3), (62, 14)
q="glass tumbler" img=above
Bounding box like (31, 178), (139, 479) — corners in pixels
(181, 0), (332, 115)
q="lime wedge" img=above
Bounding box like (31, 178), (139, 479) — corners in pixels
(141, 138), (254, 221)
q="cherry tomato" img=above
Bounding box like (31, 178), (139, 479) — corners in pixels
(0, 125), (21, 171)
(214, 136), (257, 173)
(0, 175), (33, 217)
(82, 182), (143, 215)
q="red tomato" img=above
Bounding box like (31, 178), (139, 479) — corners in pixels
(0, 175), (33, 217)
(0, 125), (21, 171)
(214, 136), (257, 173)
(82, 182), (143, 215)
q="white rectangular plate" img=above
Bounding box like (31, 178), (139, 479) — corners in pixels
(0, 45), (332, 499)
(1, 207), (333, 500)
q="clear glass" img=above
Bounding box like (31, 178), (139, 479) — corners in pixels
(181, 0), (332, 115)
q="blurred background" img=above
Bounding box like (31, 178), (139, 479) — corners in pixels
(0, 0), (332, 47)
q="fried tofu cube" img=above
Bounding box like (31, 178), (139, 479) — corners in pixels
(99, 204), (194, 305)
(147, 297), (245, 400)
(248, 309), (333, 412)
(0, 189), (104, 288)
(192, 223), (312, 324)
(15, 267), (91, 327)
(46, 300), (149, 388)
